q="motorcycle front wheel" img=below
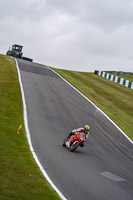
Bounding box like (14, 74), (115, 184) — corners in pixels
(69, 141), (79, 152)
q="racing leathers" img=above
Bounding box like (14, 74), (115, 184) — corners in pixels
(67, 127), (89, 141)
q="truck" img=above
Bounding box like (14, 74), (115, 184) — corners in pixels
(6, 44), (23, 58)
(6, 44), (33, 62)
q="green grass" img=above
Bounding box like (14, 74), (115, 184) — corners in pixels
(1, 54), (133, 199)
(51, 68), (133, 141)
(0, 55), (61, 200)
(118, 75), (133, 82)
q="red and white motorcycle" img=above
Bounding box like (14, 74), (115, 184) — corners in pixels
(62, 132), (86, 152)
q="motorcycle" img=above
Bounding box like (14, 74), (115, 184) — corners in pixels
(62, 132), (86, 152)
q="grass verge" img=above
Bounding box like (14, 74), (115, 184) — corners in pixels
(51, 68), (133, 141)
(0, 55), (60, 200)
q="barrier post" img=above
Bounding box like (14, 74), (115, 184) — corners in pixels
(17, 124), (22, 134)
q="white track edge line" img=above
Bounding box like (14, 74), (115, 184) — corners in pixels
(15, 59), (67, 200)
(49, 68), (133, 145)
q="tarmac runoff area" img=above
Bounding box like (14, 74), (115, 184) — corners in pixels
(16, 59), (133, 200)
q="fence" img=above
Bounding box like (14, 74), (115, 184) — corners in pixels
(97, 71), (133, 89)
(104, 71), (133, 75)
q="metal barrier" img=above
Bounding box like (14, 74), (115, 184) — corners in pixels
(95, 71), (133, 89)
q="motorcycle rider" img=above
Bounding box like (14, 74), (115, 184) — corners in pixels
(67, 125), (90, 141)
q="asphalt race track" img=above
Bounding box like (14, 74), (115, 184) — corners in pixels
(17, 59), (133, 200)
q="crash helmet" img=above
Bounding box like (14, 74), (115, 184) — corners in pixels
(84, 125), (90, 133)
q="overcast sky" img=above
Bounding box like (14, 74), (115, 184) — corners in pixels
(0, 0), (133, 72)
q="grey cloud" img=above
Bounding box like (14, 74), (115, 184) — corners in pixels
(46, 0), (133, 31)
(0, 0), (133, 72)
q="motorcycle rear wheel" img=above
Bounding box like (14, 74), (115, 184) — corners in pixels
(62, 139), (67, 147)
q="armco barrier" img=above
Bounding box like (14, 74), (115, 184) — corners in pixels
(98, 71), (133, 89)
